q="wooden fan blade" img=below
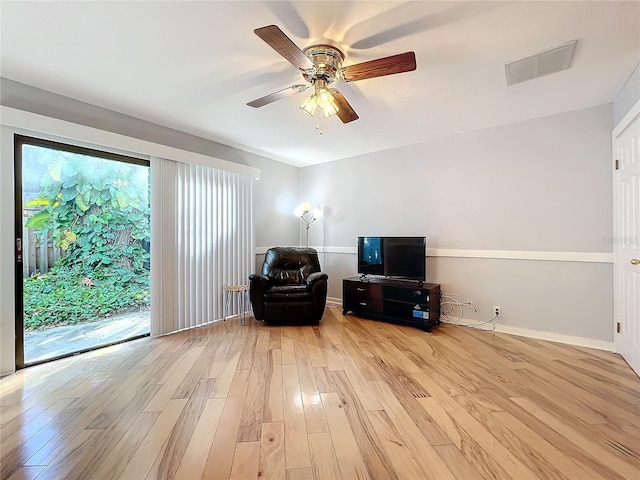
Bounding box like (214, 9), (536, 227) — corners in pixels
(247, 84), (310, 108)
(331, 90), (359, 123)
(341, 51), (416, 82)
(254, 25), (315, 72)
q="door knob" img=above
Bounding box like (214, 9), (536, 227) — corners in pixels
(632, 258), (640, 265)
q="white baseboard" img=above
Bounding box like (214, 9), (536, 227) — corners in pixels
(326, 300), (614, 352)
(491, 323), (615, 352)
(326, 297), (341, 306)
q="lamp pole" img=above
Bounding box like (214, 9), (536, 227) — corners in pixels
(301, 212), (314, 247)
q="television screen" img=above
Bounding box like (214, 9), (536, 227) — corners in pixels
(358, 236), (384, 275)
(357, 236), (426, 280)
(383, 237), (426, 280)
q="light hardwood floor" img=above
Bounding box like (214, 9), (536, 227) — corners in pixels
(1, 305), (639, 480)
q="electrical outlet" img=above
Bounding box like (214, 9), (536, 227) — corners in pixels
(493, 306), (501, 317)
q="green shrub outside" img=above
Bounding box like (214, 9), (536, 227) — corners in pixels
(23, 262), (149, 330)
(23, 149), (150, 330)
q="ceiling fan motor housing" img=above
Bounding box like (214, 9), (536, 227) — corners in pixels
(302, 45), (345, 85)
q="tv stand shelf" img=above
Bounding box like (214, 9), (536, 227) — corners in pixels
(342, 276), (440, 332)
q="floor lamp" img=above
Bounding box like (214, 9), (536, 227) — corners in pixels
(294, 203), (322, 247)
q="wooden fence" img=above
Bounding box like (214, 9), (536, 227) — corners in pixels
(22, 214), (62, 277)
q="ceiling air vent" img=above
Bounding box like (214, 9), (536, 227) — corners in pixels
(505, 39), (577, 86)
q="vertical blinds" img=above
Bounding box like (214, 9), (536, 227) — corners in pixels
(151, 157), (254, 336)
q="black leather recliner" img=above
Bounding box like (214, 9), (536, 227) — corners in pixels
(249, 247), (328, 324)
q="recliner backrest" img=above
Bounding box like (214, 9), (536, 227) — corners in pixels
(262, 247), (321, 284)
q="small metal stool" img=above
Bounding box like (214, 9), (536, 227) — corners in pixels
(223, 283), (250, 325)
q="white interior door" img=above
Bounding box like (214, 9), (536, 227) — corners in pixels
(613, 101), (640, 376)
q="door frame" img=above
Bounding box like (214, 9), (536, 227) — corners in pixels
(14, 134), (150, 368)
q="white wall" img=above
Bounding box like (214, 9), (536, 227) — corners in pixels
(0, 127), (15, 374)
(300, 104), (614, 345)
(0, 79), (299, 375)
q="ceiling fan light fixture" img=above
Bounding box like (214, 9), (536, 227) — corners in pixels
(299, 81), (340, 118)
(316, 89), (332, 109)
(300, 94), (318, 116)
(301, 80), (338, 118)
(322, 99), (339, 118)
(323, 106), (337, 118)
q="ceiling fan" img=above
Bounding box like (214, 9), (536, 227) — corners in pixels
(247, 25), (417, 123)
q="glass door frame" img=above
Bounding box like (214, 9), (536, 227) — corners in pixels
(14, 134), (150, 368)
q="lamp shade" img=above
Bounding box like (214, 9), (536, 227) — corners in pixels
(299, 95), (317, 116)
(294, 203), (311, 217)
(322, 101), (338, 118)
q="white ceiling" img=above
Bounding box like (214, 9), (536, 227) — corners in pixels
(1, 1), (639, 167)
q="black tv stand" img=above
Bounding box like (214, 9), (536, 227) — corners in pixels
(358, 274), (424, 288)
(342, 276), (440, 332)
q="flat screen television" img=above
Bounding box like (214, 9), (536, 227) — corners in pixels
(358, 236), (426, 281)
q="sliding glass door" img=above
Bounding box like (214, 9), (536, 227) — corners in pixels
(15, 135), (150, 367)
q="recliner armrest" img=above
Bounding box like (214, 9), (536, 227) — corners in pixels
(306, 272), (328, 285)
(249, 273), (271, 286)
(249, 273), (271, 321)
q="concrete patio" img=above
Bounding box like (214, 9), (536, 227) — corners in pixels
(24, 311), (150, 364)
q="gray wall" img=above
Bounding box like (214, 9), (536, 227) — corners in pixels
(300, 104), (614, 343)
(248, 157), (300, 254)
(0, 79), (299, 375)
(613, 62), (640, 126)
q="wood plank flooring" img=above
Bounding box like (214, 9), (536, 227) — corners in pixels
(1, 305), (639, 480)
